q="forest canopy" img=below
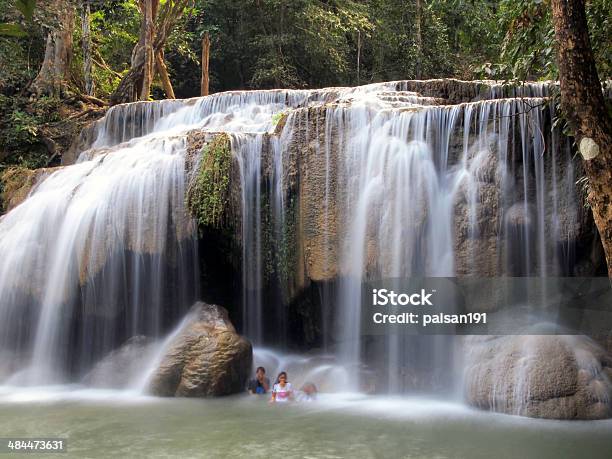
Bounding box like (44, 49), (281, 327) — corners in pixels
(1, 0), (610, 98)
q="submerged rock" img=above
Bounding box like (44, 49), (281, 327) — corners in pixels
(83, 335), (156, 389)
(464, 335), (612, 420)
(148, 302), (252, 397)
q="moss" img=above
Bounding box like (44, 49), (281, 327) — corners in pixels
(272, 111), (289, 135)
(259, 188), (299, 302)
(276, 193), (298, 302)
(186, 133), (232, 229)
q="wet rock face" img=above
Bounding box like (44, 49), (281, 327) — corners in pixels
(452, 144), (502, 276)
(181, 82), (599, 290)
(148, 302), (252, 397)
(393, 79), (496, 103)
(464, 335), (612, 420)
(63, 99), (186, 165)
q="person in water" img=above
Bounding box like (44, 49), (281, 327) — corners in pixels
(269, 371), (293, 403)
(297, 382), (318, 402)
(247, 366), (270, 395)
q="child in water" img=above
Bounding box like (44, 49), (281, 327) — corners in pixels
(269, 371), (293, 403)
(297, 382), (318, 402)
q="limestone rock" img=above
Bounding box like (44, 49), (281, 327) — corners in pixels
(464, 335), (612, 419)
(148, 302), (252, 397)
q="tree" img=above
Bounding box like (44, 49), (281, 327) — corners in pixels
(482, 0), (611, 82)
(551, 0), (612, 276)
(201, 31), (210, 96)
(31, 0), (75, 95)
(81, 0), (94, 96)
(110, 0), (191, 105)
(415, 0), (423, 78)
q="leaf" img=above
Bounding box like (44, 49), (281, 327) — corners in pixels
(15, 0), (37, 22)
(0, 23), (27, 37)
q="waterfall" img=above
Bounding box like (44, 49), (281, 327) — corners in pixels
(234, 133), (265, 344)
(0, 87), (341, 384)
(0, 81), (585, 395)
(0, 125), (200, 385)
(249, 84), (580, 392)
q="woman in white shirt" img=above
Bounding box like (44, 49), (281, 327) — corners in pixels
(270, 371), (293, 403)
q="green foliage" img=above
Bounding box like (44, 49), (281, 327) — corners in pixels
(180, 0), (464, 92)
(72, 0), (198, 98)
(244, 0), (373, 88)
(586, 0), (612, 79)
(0, 36), (41, 91)
(271, 111), (285, 128)
(0, 0), (51, 93)
(0, 0), (36, 37)
(495, 0), (555, 80)
(0, 22), (26, 36)
(82, 1), (140, 97)
(186, 134), (232, 229)
(362, 0), (422, 81)
(9, 110), (39, 141)
(480, 0), (611, 81)
(429, 0), (499, 78)
(14, 0), (36, 21)
(0, 1), (62, 174)
(0, 92), (60, 170)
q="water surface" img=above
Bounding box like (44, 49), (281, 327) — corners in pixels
(1, 390), (610, 458)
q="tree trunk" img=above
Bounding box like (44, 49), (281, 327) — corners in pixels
(81, 1), (94, 96)
(551, 0), (612, 276)
(415, 0), (423, 79)
(155, 49), (175, 98)
(140, 0), (155, 101)
(109, 15), (148, 104)
(32, 2), (75, 95)
(201, 32), (210, 96)
(356, 29), (361, 85)
(110, 0), (189, 105)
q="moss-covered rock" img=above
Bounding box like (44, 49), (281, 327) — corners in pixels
(0, 166), (53, 213)
(186, 133), (232, 230)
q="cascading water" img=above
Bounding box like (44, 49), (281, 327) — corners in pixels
(0, 80), (592, 400)
(0, 89), (329, 385)
(234, 133), (264, 343)
(226, 81), (584, 393)
(0, 121), (200, 385)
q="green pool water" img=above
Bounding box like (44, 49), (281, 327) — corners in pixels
(0, 390), (610, 458)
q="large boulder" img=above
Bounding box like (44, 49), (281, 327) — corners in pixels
(464, 335), (612, 419)
(148, 302), (252, 397)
